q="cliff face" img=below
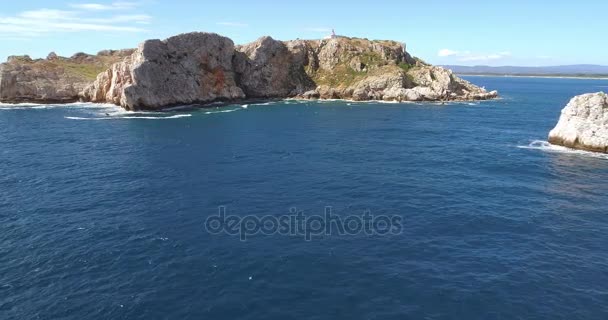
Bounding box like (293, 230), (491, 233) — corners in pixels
(0, 50), (132, 103)
(1, 32), (498, 109)
(233, 37), (316, 98)
(548, 92), (608, 153)
(231, 36), (496, 102)
(82, 33), (245, 110)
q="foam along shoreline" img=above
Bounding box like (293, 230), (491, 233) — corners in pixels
(518, 140), (608, 160)
(0, 95), (496, 112)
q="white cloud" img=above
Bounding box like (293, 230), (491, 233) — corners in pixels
(98, 14), (152, 24)
(438, 49), (511, 62)
(0, 4), (150, 38)
(216, 22), (249, 27)
(69, 2), (139, 11)
(19, 9), (76, 20)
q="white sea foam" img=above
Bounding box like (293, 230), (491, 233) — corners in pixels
(65, 114), (192, 120)
(518, 140), (608, 159)
(0, 102), (47, 108)
(251, 102), (277, 106)
(0, 102), (119, 110)
(204, 109), (240, 114)
(241, 104), (249, 109)
(103, 109), (165, 116)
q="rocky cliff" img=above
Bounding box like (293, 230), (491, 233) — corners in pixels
(82, 33), (244, 109)
(234, 35), (497, 102)
(0, 50), (132, 103)
(2, 32), (498, 109)
(548, 92), (608, 153)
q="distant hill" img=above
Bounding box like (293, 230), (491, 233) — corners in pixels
(441, 64), (608, 77)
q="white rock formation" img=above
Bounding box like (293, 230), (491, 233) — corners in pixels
(548, 92), (608, 153)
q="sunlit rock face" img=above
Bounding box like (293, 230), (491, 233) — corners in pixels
(83, 32), (245, 111)
(0, 50), (131, 104)
(549, 92), (608, 153)
(2, 31), (498, 109)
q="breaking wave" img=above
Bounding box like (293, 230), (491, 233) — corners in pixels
(0, 102), (120, 110)
(204, 109), (241, 114)
(518, 140), (608, 159)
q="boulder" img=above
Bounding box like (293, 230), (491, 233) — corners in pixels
(548, 92), (608, 153)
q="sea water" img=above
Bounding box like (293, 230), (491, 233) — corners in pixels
(1, 77), (607, 319)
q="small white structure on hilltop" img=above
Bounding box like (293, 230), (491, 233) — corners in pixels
(324, 29), (338, 40)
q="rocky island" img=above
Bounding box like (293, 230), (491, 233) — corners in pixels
(1, 32), (498, 110)
(548, 92), (608, 153)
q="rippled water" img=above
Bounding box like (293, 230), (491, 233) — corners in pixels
(1, 77), (608, 319)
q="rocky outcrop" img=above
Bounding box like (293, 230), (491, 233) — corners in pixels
(548, 92), (608, 153)
(1, 31), (498, 109)
(0, 50), (132, 103)
(82, 32), (244, 110)
(81, 33), (497, 110)
(233, 37), (315, 97)
(291, 38), (496, 102)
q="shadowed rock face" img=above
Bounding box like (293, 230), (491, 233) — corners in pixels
(2, 32), (498, 109)
(548, 92), (608, 153)
(0, 50), (132, 104)
(234, 37), (316, 98)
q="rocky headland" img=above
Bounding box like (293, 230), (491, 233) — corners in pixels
(548, 92), (608, 153)
(0, 50), (133, 103)
(2, 32), (498, 110)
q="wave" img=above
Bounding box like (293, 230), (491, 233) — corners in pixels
(122, 114), (191, 119)
(204, 109), (240, 114)
(65, 114), (192, 120)
(0, 102), (119, 110)
(104, 110), (166, 116)
(518, 140), (608, 159)
(251, 101), (278, 106)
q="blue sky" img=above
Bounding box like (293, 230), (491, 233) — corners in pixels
(0, 0), (606, 66)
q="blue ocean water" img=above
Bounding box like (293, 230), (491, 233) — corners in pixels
(1, 76), (608, 319)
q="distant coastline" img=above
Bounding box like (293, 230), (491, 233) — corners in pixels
(459, 74), (608, 80)
(443, 64), (608, 80)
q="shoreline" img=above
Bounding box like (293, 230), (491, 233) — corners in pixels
(0, 96), (500, 110)
(459, 74), (608, 80)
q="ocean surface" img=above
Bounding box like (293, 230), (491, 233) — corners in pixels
(1, 76), (608, 319)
